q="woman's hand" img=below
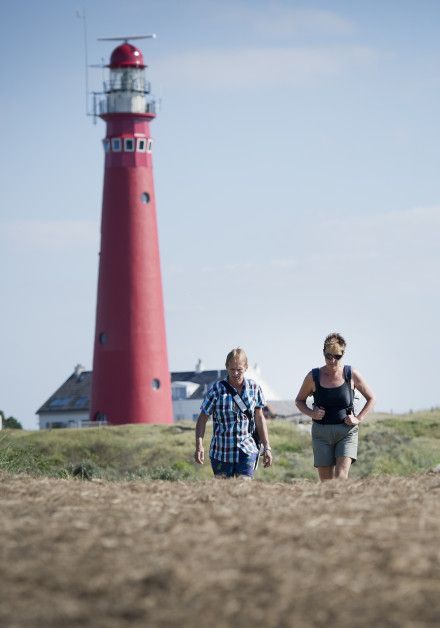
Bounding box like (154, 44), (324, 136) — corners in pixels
(194, 447), (205, 464)
(312, 406), (325, 421)
(345, 414), (360, 426)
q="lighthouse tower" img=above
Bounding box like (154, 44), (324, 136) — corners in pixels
(90, 39), (173, 425)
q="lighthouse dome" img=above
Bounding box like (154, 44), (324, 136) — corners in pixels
(109, 43), (146, 68)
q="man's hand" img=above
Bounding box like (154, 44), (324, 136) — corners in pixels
(194, 447), (205, 464)
(263, 449), (273, 468)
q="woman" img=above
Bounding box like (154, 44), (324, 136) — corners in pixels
(295, 332), (375, 481)
(194, 347), (273, 478)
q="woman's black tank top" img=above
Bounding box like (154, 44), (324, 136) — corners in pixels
(312, 366), (353, 424)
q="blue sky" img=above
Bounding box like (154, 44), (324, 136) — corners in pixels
(1, 0), (440, 428)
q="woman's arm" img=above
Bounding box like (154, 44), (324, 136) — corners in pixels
(352, 369), (376, 422)
(255, 407), (273, 468)
(194, 412), (209, 464)
(295, 372), (325, 420)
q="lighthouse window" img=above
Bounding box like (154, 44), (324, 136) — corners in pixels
(102, 139), (110, 153)
(152, 378), (161, 390)
(99, 333), (108, 345)
(137, 138), (147, 152)
(111, 138), (122, 152)
(124, 138), (135, 152)
(141, 192), (150, 204)
(147, 139), (153, 153)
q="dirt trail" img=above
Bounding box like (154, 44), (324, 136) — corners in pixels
(1, 473), (439, 627)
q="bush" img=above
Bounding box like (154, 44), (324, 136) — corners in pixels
(2, 416), (23, 429)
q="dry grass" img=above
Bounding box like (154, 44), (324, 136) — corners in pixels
(1, 472), (439, 627)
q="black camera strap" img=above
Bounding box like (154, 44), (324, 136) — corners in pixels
(220, 380), (261, 460)
(220, 379), (253, 420)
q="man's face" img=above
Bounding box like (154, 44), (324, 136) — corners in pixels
(227, 357), (247, 388)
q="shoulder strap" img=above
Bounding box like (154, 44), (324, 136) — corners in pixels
(343, 365), (354, 408)
(343, 364), (352, 384)
(221, 380), (253, 420)
(312, 368), (320, 389)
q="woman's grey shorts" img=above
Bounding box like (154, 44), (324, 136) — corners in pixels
(311, 422), (359, 467)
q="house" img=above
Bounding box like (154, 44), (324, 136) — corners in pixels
(36, 361), (300, 429)
(37, 365), (93, 429)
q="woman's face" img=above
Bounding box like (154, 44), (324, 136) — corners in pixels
(227, 357), (247, 388)
(324, 345), (344, 369)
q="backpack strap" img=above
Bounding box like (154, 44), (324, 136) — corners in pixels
(312, 368), (320, 390)
(343, 364), (352, 384)
(343, 365), (355, 410)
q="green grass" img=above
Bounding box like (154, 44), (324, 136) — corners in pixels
(354, 412), (440, 477)
(0, 410), (439, 481)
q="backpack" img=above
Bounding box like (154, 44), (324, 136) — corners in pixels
(312, 365), (355, 414)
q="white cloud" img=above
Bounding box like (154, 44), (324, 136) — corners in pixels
(320, 205), (440, 248)
(201, 261), (258, 273)
(242, 7), (356, 37)
(299, 205), (440, 291)
(270, 259), (298, 269)
(156, 45), (377, 91)
(0, 219), (98, 251)
(209, 2), (356, 37)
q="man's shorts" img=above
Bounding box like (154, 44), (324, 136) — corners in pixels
(311, 422), (359, 467)
(210, 449), (258, 478)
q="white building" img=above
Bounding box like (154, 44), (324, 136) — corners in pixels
(36, 362), (299, 429)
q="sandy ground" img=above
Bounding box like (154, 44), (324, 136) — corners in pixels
(1, 473), (439, 628)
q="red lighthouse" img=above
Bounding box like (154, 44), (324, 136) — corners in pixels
(90, 38), (173, 425)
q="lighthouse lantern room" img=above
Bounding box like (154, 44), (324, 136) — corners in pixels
(90, 37), (173, 425)
(99, 41), (155, 115)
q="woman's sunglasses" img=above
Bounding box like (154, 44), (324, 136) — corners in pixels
(324, 352), (344, 361)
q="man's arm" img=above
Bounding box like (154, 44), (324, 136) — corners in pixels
(255, 407), (273, 468)
(194, 412), (209, 464)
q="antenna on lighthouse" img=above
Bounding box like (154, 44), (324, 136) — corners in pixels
(75, 8), (90, 118)
(97, 35), (157, 42)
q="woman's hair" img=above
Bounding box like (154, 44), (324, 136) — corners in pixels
(323, 332), (346, 354)
(225, 347), (248, 368)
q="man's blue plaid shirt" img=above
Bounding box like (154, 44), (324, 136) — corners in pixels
(200, 378), (266, 462)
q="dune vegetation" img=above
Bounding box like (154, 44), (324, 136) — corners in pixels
(1, 410), (439, 481)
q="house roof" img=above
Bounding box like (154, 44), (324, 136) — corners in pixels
(37, 368), (228, 414)
(171, 369), (226, 386)
(37, 367), (284, 414)
(172, 369), (227, 400)
(37, 370), (92, 413)
(265, 400), (300, 419)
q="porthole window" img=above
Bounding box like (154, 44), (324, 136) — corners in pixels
(141, 192), (150, 204)
(136, 138), (146, 152)
(147, 139), (153, 153)
(152, 378), (161, 390)
(124, 138), (135, 152)
(102, 139), (110, 153)
(99, 332), (108, 345)
(111, 137), (122, 152)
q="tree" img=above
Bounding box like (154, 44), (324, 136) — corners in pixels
(0, 411), (22, 429)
